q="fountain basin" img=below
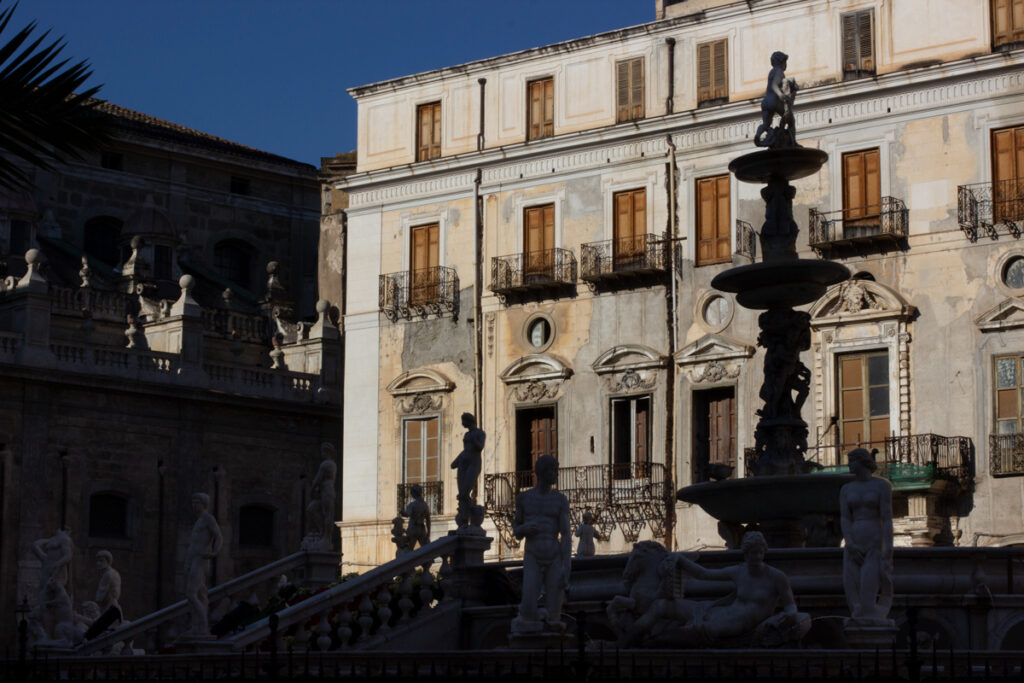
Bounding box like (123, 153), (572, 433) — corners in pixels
(677, 474), (853, 525)
(729, 148), (829, 183)
(711, 259), (850, 309)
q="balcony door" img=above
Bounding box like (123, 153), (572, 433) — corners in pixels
(410, 223), (439, 304)
(838, 351), (889, 453)
(613, 188), (647, 266)
(992, 125), (1024, 223)
(842, 148), (881, 235)
(524, 204), (555, 278)
(693, 387), (735, 482)
(516, 406), (557, 475)
(611, 395), (650, 479)
(403, 416), (440, 484)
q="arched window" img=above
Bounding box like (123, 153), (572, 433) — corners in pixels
(214, 240), (254, 290)
(89, 493), (128, 538)
(238, 504), (275, 547)
(83, 216), (123, 268)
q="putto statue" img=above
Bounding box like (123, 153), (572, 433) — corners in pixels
(840, 448), (894, 624)
(302, 443), (338, 550)
(182, 492), (223, 638)
(511, 455), (571, 636)
(451, 412), (485, 529)
(754, 51), (799, 149)
(402, 483), (432, 550)
(574, 511), (602, 557)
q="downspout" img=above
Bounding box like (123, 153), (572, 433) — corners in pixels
(337, 205), (348, 525)
(155, 459), (165, 610)
(473, 169), (484, 420)
(665, 38), (676, 115)
(477, 78), (487, 152)
(663, 135), (679, 549)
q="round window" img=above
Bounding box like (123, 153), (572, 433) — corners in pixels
(1005, 257), (1024, 289)
(528, 318), (551, 348)
(700, 294), (732, 331)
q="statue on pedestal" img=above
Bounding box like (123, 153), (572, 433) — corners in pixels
(33, 527), (73, 605)
(574, 511), (602, 557)
(511, 455), (571, 636)
(754, 51), (799, 149)
(402, 483), (432, 550)
(95, 550), (123, 618)
(302, 443), (338, 551)
(840, 448), (894, 626)
(451, 413), (485, 529)
(182, 493), (223, 638)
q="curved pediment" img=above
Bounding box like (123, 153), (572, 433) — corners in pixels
(499, 354), (573, 384)
(386, 368), (455, 396)
(591, 344), (667, 375)
(674, 333), (754, 366)
(977, 297), (1024, 332)
(809, 279), (914, 323)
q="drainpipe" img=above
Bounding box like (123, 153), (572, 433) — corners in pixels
(211, 465), (219, 585)
(664, 135), (679, 549)
(58, 450), (68, 530)
(665, 38), (676, 115)
(477, 79), (487, 152)
(473, 169), (484, 420)
(155, 459), (165, 610)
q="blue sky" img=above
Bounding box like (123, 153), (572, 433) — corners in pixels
(22, 1), (654, 166)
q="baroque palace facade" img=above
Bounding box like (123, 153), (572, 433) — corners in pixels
(335, 0), (1024, 568)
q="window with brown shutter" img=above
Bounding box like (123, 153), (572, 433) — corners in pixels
(616, 57), (645, 123)
(613, 188), (647, 263)
(695, 174), (731, 266)
(404, 417), (441, 484)
(696, 39), (728, 105)
(693, 388), (735, 482)
(611, 395), (651, 480)
(842, 148), (882, 231)
(524, 204), (555, 276)
(992, 0), (1024, 49)
(416, 102), (442, 162)
(409, 223), (439, 304)
(992, 125), (1024, 223)
(838, 351), (890, 454)
(841, 10), (875, 79)
(527, 77), (554, 141)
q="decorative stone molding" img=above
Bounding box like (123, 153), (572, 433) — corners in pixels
(500, 354), (572, 403)
(387, 368), (455, 415)
(976, 298), (1024, 332)
(674, 333), (754, 385)
(512, 379), (559, 402)
(397, 393), (444, 415)
(591, 344), (667, 395)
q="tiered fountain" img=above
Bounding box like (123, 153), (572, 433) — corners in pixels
(677, 52), (852, 548)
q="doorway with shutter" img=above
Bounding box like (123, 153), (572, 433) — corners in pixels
(693, 387), (736, 482)
(515, 406), (557, 475)
(992, 125), (1024, 224)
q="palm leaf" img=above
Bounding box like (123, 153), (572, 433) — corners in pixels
(0, 1), (109, 191)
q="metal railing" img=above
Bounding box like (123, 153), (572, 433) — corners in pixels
(990, 433), (1024, 477)
(379, 266), (459, 322)
(484, 462), (672, 548)
(397, 481), (443, 515)
(808, 196), (907, 252)
(734, 220), (757, 260)
(580, 234), (668, 282)
(959, 179), (1024, 241)
(490, 248), (576, 298)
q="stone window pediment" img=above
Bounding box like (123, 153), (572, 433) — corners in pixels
(809, 279), (914, 325)
(500, 353), (572, 403)
(592, 344), (666, 394)
(976, 298), (1024, 332)
(675, 333), (753, 384)
(387, 369), (454, 415)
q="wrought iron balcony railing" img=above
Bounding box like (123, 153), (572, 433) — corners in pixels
(989, 433), (1024, 477)
(396, 480), (443, 515)
(580, 234), (668, 284)
(958, 179), (1024, 242)
(490, 248), (577, 301)
(484, 461), (672, 549)
(808, 197), (907, 253)
(744, 433), (973, 488)
(379, 266), (459, 322)
(734, 220), (757, 260)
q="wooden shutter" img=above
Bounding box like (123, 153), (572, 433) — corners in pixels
(696, 175), (731, 266)
(634, 398), (650, 469)
(842, 148), (881, 224)
(410, 223), (439, 303)
(842, 10), (874, 75)
(416, 102), (441, 161)
(992, 0), (1024, 46)
(616, 58), (645, 122)
(631, 58), (644, 119)
(528, 77), (554, 140)
(404, 417), (440, 484)
(529, 411), (557, 465)
(616, 60), (631, 122)
(838, 352), (889, 452)
(697, 40), (727, 104)
(524, 204), (555, 275)
(992, 126), (1024, 223)
(613, 189), (646, 260)
(707, 391), (735, 469)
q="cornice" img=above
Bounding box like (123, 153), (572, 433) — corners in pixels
(342, 52), (1024, 210)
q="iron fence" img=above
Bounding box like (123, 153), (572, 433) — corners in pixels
(396, 480), (443, 515)
(490, 248), (576, 299)
(735, 220), (757, 260)
(990, 433), (1024, 477)
(484, 462), (672, 548)
(959, 179), (1024, 241)
(379, 266), (459, 322)
(580, 234), (668, 282)
(808, 196), (907, 252)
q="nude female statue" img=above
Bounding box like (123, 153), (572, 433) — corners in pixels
(840, 448), (894, 622)
(451, 412), (485, 527)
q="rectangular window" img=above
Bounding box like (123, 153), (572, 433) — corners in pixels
(9, 220), (30, 256)
(409, 223), (439, 304)
(616, 57), (645, 123)
(527, 77), (554, 141)
(403, 416), (440, 484)
(995, 355), (1024, 433)
(841, 9), (875, 79)
(230, 176), (251, 196)
(842, 148), (882, 232)
(613, 188), (647, 264)
(992, 0), (1024, 48)
(992, 125), (1024, 223)
(523, 204), (555, 277)
(611, 395), (650, 479)
(154, 244), (172, 281)
(100, 152), (123, 171)
(693, 387), (735, 482)
(697, 39), (728, 105)
(695, 174), (731, 266)
(515, 406), (557, 473)
(416, 101), (442, 162)
(838, 351), (890, 452)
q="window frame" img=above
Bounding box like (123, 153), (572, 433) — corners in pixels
(610, 394), (651, 479)
(841, 147), (883, 224)
(840, 8), (876, 80)
(696, 38), (728, 106)
(402, 415), (442, 485)
(88, 491), (130, 539)
(615, 57), (645, 123)
(694, 173), (732, 267)
(991, 0), (1024, 49)
(526, 76), (555, 141)
(416, 101), (442, 162)
(836, 349), (891, 452)
(238, 503), (276, 548)
(214, 239), (255, 291)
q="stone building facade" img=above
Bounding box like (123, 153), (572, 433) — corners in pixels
(0, 102), (340, 644)
(334, 0), (1024, 569)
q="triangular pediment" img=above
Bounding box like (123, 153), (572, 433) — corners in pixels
(674, 333), (754, 366)
(810, 279), (914, 324)
(499, 354), (573, 384)
(386, 368), (455, 396)
(592, 344), (667, 375)
(976, 297), (1024, 332)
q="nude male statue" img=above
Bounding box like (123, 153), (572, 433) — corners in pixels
(308, 443), (338, 538)
(402, 483), (432, 550)
(511, 455), (571, 634)
(451, 413), (485, 527)
(33, 527), (73, 606)
(183, 493), (223, 637)
(95, 550), (123, 619)
(840, 448), (894, 623)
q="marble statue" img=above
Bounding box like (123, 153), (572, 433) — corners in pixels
(574, 511), (602, 557)
(606, 540), (690, 646)
(33, 527), (73, 605)
(511, 455), (571, 635)
(94, 550), (123, 620)
(302, 443), (338, 550)
(390, 516), (411, 557)
(451, 412), (485, 529)
(754, 51), (799, 149)
(183, 492), (223, 638)
(402, 483), (431, 550)
(840, 448), (894, 624)
(36, 580), (82, 647)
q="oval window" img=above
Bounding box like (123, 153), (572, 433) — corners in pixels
(528, 318), (551, 348)
(1005, 257), (1024, 289)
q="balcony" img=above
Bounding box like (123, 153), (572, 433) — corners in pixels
(745, 433), (974, 489)
(734, 220), (757, 260)
(990, 433), (1024, 477)
(396, 480), (443, 515)
(808, 197), (907, 254)
(580, 234), (668, 287)
(379, 266), (459, 322)
(958, 179), (1024, 242)
(483, 462), (672, 549)
(490, 248), (577, 303)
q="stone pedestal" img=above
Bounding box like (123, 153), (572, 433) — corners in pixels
(508, 628), (571, 650)
(302, 550), (341, 588)
(844, 619), (898, 649)
(445, 534), (493, 604)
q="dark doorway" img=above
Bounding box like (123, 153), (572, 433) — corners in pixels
(611, 395), (650, 479)
(516, 406), (557, 473)
(693, 387), (736, 482)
